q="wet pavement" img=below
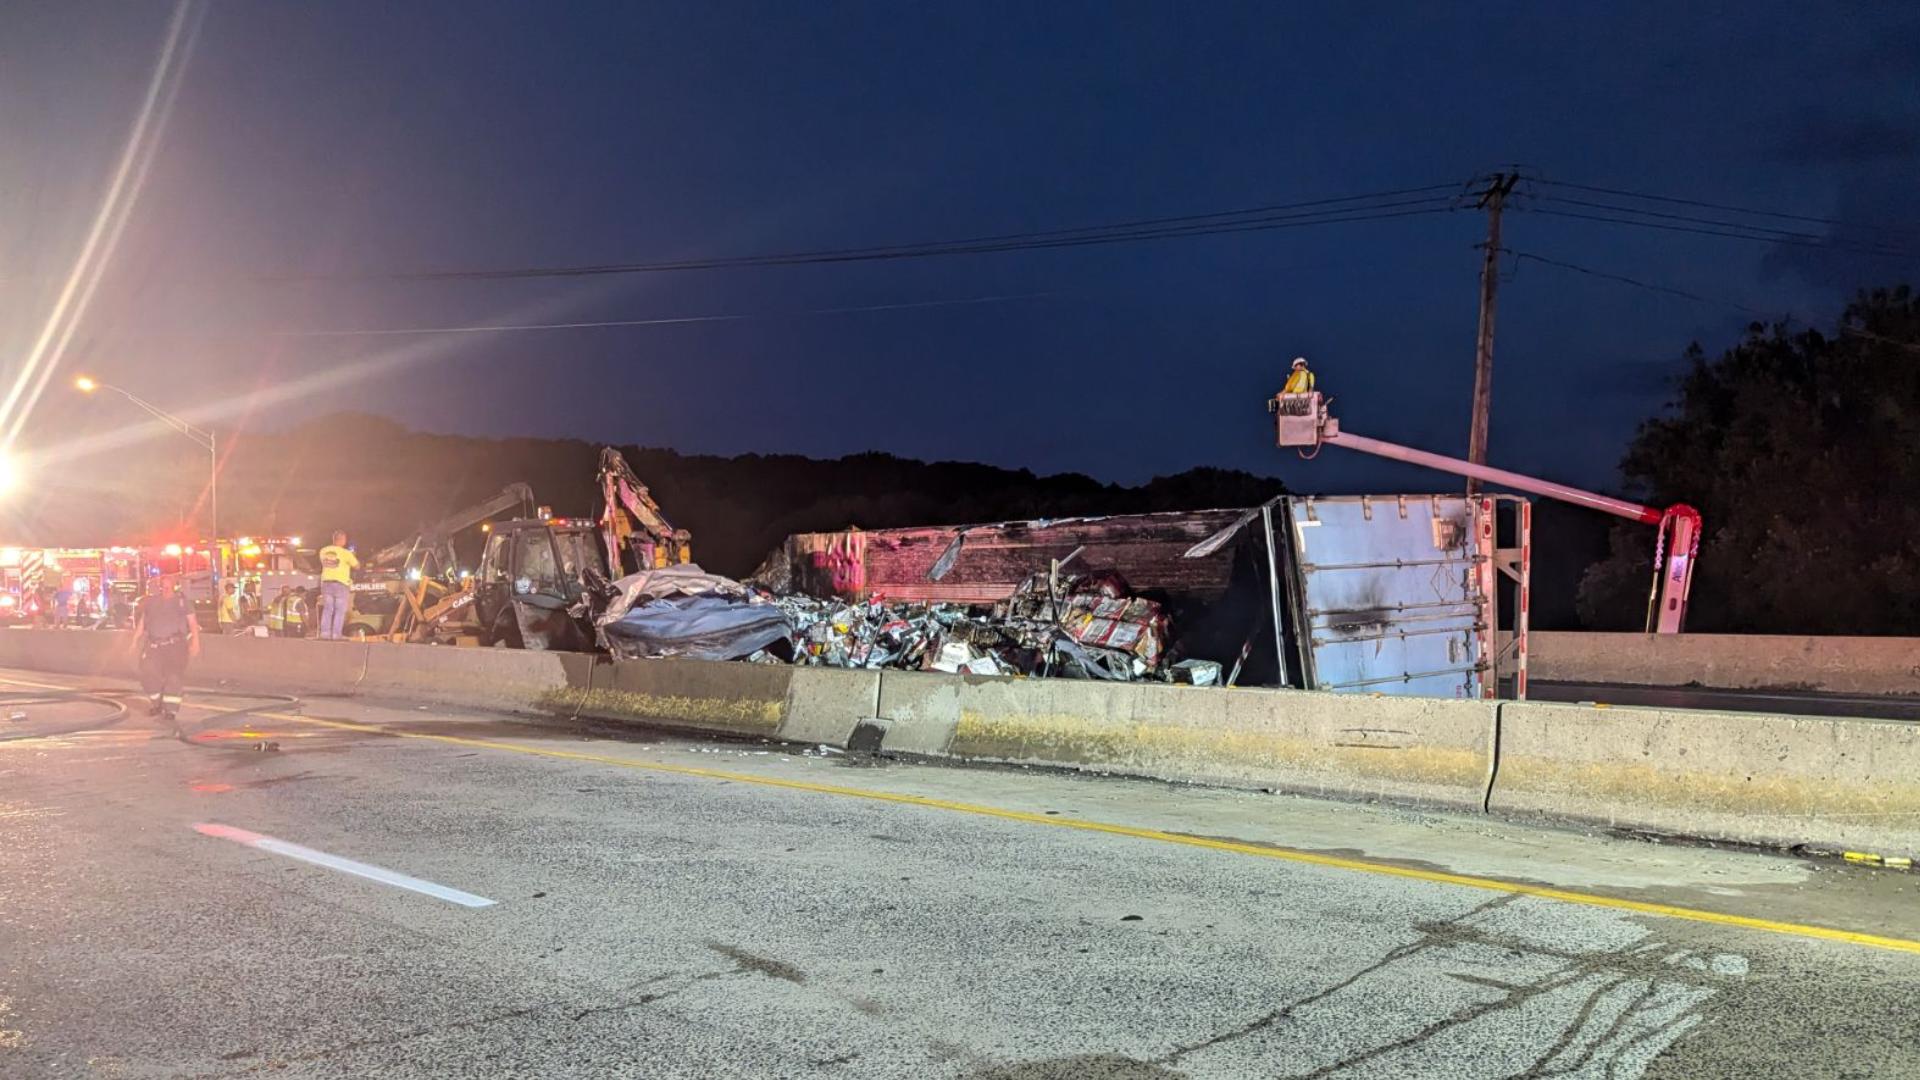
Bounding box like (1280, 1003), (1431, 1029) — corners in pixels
(2, 667), (1919, 1078)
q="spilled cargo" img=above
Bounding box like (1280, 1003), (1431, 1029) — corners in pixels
(590, 495), (1530, 701)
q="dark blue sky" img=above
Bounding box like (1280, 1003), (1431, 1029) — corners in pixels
(4, 1), (1917, 495)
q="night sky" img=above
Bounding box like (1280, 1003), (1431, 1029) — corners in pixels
(4, 2), (1916, 497)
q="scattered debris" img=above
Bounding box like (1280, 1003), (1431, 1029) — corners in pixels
(1171, 659), (1222, 687)
(763, 569), (1190, 682)
(591, 554), (1229, 685)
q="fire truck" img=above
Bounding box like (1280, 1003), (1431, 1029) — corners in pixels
(142, 536), (316, 629)
(0, 546), (147, 626)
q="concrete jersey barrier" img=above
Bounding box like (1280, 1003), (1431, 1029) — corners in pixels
(1489, 700), (1920, 858)
(358, 643), (589, 713)
(1517, 631), (1920, 696)
(873, 670), (1498, 813)
(4, 628), (1919, 861)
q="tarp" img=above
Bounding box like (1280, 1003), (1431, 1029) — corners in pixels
(598, 564), (750, 623)
(599, 594), (792, 661)
(596, 564), (791, 661)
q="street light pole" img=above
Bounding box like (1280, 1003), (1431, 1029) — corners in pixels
(75, 377), (218, 539)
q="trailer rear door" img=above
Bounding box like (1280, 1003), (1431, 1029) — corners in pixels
(1284, 495), (1486, 698)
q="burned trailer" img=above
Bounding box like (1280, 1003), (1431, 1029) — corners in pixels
(757, 496), (1530, 699)
(752, 509), (1280, 682)
(754, 510), (1248, 604)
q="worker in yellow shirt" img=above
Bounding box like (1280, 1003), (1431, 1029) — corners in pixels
(218, 579), (241, 630)
(317, 531), (360, 640)
(1282, 356), (1316, 395)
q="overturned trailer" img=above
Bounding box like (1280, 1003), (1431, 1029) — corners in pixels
(757, 494), (1530, 699)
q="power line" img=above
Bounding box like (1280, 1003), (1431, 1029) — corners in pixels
(297, 202), (1459, 282)
(1519, 207), (1920, 262)
(1530, 196), (1920, 258)
(270, 292), (1050, 337)
(263, 183), (1467, 283)
(1510, 251), (1777, 318)
(1532, 178), (1920, 241)
(1511, 249), (1920, 354)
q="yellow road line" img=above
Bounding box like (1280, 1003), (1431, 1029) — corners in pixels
(252, 709), (1920, 958)
(7, 671), (1919, 957)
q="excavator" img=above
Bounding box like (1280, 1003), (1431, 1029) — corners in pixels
(343, 483), (536, 642)
(597, 445), (693, 576)
(409, 448), (692, 649)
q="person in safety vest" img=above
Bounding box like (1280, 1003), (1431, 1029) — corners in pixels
(266, 586), (288, 635)
(287, 588), (308, 638)
(133, 575), (200, 730)
(1282, 356), (1315, 395)
(269, 586), (308, 638)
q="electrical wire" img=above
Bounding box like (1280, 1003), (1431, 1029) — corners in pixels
(1510, 249), (1920, 354)
(1518, 207), (1920, 262)
(1510, 251), (1779, 318)
(263, 184), (1467, 283)
(1532, 178), (1920, 240)
(272, 292), (1051, 338)
(319, 203), (1457, 281)
(1528, 196), (1920, 259)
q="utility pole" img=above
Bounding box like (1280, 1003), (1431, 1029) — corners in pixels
(1466, 171), (1519, 494)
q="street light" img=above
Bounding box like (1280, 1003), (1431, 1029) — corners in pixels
(75, 375), (217, 539)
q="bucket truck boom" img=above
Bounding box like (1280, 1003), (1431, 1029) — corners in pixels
(1270, 391), (1700, 633)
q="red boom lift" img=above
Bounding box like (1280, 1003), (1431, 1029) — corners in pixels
(1271, 390), (1700, 634)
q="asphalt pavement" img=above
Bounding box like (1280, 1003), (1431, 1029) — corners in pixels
(3, 666), (1919, 1079)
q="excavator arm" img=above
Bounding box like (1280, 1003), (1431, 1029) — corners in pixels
(372, 483), (536, 570)
(597, 447), (691, 577)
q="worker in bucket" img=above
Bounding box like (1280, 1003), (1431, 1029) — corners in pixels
(1282, 356), (1316, 395)
(316, 531), (359, 640)
(132, 574), (199, 728)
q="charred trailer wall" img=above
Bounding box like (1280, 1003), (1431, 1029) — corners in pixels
(767, 509), (1249, 606)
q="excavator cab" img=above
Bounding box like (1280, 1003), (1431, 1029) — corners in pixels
(471, 518), (607, 650)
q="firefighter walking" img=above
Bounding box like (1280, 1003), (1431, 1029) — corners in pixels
(133, 575), (199, 729)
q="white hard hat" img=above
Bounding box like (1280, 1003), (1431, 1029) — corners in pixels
(1291, 356), (1309, 369)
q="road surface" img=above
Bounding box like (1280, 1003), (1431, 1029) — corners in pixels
(3, 666), (1918, 1079)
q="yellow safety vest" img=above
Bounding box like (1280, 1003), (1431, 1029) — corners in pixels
(1283, 369), (1315, 394)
